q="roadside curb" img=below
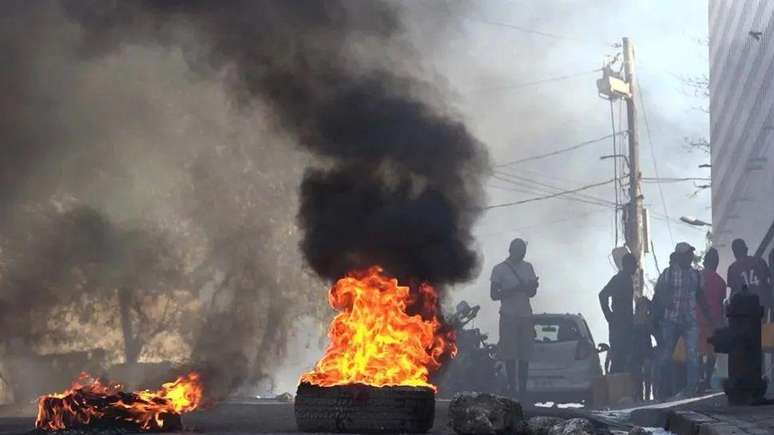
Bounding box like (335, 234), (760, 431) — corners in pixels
(665, 409), (763, 435)
(666, 410), (719, 434)
(629, 407), (669, 428)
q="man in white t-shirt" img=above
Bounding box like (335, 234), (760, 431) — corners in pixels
(490, 238), (538, 400)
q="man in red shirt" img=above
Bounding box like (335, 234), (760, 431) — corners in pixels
(698, 248), (725, 391)
(727, 239), (772, 308)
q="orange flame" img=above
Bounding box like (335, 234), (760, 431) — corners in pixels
(35, 372), (203, 431)
(300, 266), (454, 390)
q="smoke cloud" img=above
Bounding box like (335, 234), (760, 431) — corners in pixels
(0, 0), (488, 399)
(62, 0), (490, 285)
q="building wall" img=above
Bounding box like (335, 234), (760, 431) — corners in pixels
(710, 0), (774, 269)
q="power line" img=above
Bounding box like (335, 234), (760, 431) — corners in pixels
(609, 99), (620, 247)
(456, 14), (604, 45)
(474, 210), (609, 239)
(489, 177), (616, 210)
(491, 171), (616, 208)
(495, 132), (626, 167)
(641, 177), (711, 183)
(637, 75), (674, 245)
(651, 240), (662, 276)
(500, 167), (621, 209)
(482, 177), (619, 211)
(470, 70), (599, 94)
(617, 100), (626, 202)
(518, 166), (592, 188)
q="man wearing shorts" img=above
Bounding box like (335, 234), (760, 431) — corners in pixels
(490, 238), (538, 400)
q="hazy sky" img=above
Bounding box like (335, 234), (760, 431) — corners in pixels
(0, 1), (714, 397)
(401, 0), (711, 348)
(274, 1), (712, 393)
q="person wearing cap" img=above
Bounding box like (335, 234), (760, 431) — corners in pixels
(490, 238), (538, 400)
(727, 238), (772, 309)
(652, 242), (717, 399)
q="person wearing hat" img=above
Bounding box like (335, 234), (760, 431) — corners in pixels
(490, 238), (539, 400)
(727, 238), (771, 307)
(652, 242), (717, 399)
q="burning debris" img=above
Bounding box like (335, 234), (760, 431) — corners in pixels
(295, 267), (454, 433)
(300, 267), (454, 389)
(35, 372), (203, 432)
(1, 2), (489, 424)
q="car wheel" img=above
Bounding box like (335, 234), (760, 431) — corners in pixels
(295, 382), (435, 433)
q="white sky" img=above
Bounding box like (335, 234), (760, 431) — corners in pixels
(275, 1), (712, 392)
(403, 0), (711, 346)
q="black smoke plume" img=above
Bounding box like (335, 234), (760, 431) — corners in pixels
(0, 0), (488, 399)
(62, 0), (489, 285)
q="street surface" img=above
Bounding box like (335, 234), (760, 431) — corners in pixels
(8, 393), (757, 435)
(0, 399), (629, 435)
(0, 400), (456, 435)
(663, 395), (774, 435)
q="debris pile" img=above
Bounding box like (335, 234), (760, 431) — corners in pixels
(449, 392), (523, 435)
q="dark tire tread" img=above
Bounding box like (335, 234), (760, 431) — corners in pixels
(295, 383), (435, 433)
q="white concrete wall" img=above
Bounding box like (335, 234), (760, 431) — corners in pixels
(710, 0), (774, 271)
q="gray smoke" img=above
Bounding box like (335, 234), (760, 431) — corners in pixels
(0, 0), (489, 400)
(61, 0), (490, 285)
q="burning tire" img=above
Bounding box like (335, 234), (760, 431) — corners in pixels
(295, 382), (435, 433)
(34, 372), (202, 433)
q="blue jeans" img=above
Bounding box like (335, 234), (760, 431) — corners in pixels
(658, 320), (699, 396)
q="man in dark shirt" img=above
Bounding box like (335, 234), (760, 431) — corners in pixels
(727, 239), (772, 307)
(599, 253), (636, 373)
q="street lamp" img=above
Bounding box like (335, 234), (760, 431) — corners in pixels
(680, 216), (712, 227)
(680, 216), (713, 250)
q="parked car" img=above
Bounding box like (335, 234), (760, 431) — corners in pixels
(528, 313), (608, 406)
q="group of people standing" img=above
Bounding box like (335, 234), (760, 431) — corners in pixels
(488, 236), (774, 403)
(600, 239), (773, 400)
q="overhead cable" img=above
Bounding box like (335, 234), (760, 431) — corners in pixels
(456, 14), (606, 45)
(482, 178), (619, 211)
(491, 171), (616, 208)
(496, 132), (627, 167)
(637, 75), (674, 244)
(471, 70), (599, 94)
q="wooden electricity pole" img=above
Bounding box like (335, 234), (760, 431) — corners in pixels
(623, 37), (644, 297)
(597, 37), (646, 296)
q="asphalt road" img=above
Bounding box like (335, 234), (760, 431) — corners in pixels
(0, 400), (448, 435)
(0, 399), (622, 435)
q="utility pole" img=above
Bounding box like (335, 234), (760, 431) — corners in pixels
(623, 37), (644, 297)
(597, 37), (646, 296)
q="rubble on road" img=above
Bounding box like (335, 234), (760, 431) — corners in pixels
(274, 392), (293, 402)
(449, 392), (523, 435)
(525, 416), (564, 435)
(627, 427), (649, 435)
(547, 417), (596, 435)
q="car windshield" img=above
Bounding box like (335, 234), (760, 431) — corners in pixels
(533, 318), (583, 343)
